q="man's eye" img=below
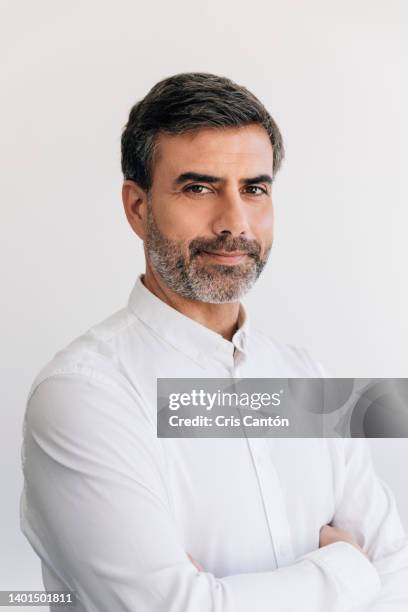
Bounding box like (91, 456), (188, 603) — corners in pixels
(244, 185), (267, 195)
(184, 184), (212, 194)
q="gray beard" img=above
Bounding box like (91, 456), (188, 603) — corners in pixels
(145, 202), (272, 304)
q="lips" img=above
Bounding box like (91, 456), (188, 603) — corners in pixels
(200, 250), (248, 264)
(203, 251), (247, 257)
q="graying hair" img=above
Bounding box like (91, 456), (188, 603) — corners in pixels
(121, 72), (285, 192)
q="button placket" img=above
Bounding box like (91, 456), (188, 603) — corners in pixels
(246, 437), (295, 568)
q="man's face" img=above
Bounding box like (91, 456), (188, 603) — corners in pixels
(144, 124), (274, 303)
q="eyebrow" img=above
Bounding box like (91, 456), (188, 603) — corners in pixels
(173, 172), (273, 186)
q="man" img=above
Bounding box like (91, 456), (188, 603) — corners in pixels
(21, 73), (408, 611)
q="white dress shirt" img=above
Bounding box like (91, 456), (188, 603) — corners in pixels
(21, 274), (408, 611)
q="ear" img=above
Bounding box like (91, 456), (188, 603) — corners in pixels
(122, 180), (148, 240)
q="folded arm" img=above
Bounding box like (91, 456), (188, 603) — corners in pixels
(331, 438), (408, 610)
(22, 373), (383, 611)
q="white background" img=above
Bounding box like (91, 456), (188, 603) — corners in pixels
(1, 0), (407, 598)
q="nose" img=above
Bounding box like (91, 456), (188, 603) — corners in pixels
(211, 189), (251, 238)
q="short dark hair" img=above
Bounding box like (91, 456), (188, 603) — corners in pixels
(121, 72), (284, 191)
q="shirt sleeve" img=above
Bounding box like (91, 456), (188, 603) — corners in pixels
(330, 438), (408, 610)
(21, 372), (381, 612)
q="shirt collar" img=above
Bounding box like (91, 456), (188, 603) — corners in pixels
(127, 274), (250, 364)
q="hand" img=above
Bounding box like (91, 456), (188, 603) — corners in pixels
(319, 525), (368, 558)
(187, 552), (205, 572)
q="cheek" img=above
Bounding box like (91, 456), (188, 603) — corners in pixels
(151, 200), (184, 239)
(251, 205), (274, 239)
(158, 201), (212, 241)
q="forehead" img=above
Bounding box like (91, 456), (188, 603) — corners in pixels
(152, 124), (273, 179)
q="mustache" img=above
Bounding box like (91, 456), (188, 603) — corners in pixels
(189, 235), (261, 258)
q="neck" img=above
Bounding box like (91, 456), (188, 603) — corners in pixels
(142, 264), (240, 342)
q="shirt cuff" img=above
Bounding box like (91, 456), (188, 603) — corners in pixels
(299, 541), (381, 609)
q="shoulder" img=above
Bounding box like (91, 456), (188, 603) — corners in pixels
(24, 306), (155, 446)
(27, 305), (141, 404)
